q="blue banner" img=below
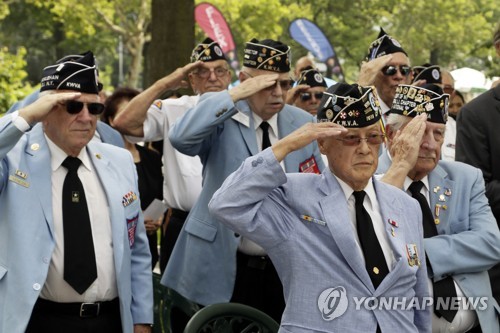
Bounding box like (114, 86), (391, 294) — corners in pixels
(289, 18), (344, 82)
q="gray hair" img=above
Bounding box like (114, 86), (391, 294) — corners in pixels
(385, 113), (411, 132)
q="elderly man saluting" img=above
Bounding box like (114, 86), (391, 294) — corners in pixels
(209, 83), (431, 332)
(379, 84), (500, 333)
(0, 52), (153, 333)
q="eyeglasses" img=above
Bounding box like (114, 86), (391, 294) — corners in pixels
(336, 133), (385, 146)
(192, 67), (229, 79)
(65, 101), (105, 115)
(300, 92), (323, 102)
(242, 71), (293, 91)
(382, 65), (411, 76)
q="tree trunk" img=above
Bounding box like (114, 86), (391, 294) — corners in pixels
(145, 0), (194, 95)
(125, 34), (146, 88)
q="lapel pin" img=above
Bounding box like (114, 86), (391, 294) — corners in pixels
(438, 194), (446, 202)
(444, 188), (451, 196)
(391, 227), (396, 237)
(434, 218), (440, 225)
(435, 204), (441, 217)
(300, 214), (326, 226)
(388, 219), (399, 228)
(406, 243), (420, 267)
(30, 143), (40, 151)
(95, 153), (102, 159)
(15, 170), (28, 179)
(433, 186), (440, 193)
(71, 191), (80, 203)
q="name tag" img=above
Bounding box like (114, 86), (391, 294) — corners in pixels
(8, 175), (30, 188)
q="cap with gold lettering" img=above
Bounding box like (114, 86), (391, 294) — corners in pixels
(317, 83), (381, 128)
(190, 37), (226, 63)
(243, 38), (290, 73)
(390, 84), (449, 124)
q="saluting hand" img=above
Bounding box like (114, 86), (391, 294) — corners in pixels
(389, 113), (427, 169)
(285, 84), (310, 105)
(18, 92), (81, 125)
(229, 73), (280, 102)
(158, 61), (204, 91)
(272, 122), (347, 162)
(358, 54), (393, 86)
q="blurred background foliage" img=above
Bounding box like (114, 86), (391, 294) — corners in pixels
(0, 0), (498, 114)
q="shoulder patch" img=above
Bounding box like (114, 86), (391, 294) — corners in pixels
(153, 100), (162, 110)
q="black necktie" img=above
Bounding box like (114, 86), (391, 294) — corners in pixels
(353, 191), (389, 289)
(62, 156), (97, 294)
(260, 121), (272, 150)
(409, 181), (457, 322)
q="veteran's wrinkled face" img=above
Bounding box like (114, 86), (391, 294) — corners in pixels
(374, 52), (411, 107)
(43, 92), (101, 156)
(318, 123), (384, 190)
(188, 59), (232, 94)
(240, 69), (293, 121)
(387, 119), (445, 181)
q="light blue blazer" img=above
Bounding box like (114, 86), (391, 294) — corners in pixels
(377, 151), (500, 333)
(162, 90), (324, 305)
(0, 116), (153, 333)
(209, 148), (431, 332)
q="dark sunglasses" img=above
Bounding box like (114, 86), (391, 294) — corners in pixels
(382, 65), (411, 76)
(65, 101), (105, 115)
(300, 92), (323, 102)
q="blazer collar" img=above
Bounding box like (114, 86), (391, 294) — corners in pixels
(234, 100), (259, 156)
(25, 124), (54, 236)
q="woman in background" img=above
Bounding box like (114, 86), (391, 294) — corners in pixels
(102, 87), (164, 269)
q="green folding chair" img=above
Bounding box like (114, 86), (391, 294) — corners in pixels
(183, 302), (280, 333)
(153, 272), (201, 333)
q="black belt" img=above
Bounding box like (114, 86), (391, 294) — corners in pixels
(34, 297), (120, 318)
(237, 251), (271, 270)
(170, 208), (189, 220)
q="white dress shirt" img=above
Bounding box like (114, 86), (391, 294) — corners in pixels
(126, 95), (202, 212)
(40, 136), (118, 303)
(442, 117), (456, 162)
(238, 113), (281, 256)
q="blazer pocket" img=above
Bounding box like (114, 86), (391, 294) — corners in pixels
(185, 218), (217, 242)
(0, 265), (7, 280)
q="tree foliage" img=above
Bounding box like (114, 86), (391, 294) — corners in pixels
(0, 47), (34, 113)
